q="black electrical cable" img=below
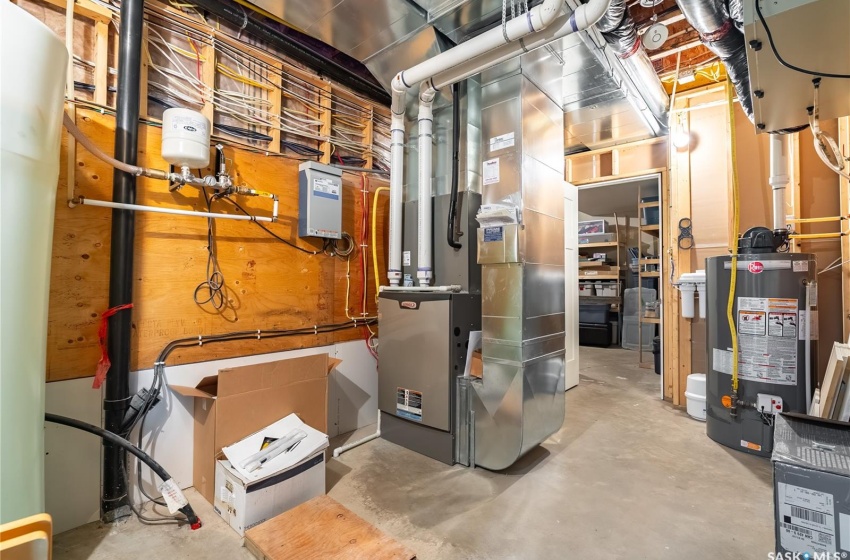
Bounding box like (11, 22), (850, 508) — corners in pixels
(193, 188), (228, 310)
(447, 81), (463, 250)
(214, 123), (275, 143)
(45, 413), (202, 529)
(219, 197), (319, 255)
(754, 0), (850, 79)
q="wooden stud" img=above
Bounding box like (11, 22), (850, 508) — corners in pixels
(139, 23), (149, 117)
(318, 82), (332, 165)
(200, 38), (216, 124)
(93, 19), (109, 106)
(268, 61), (283, 153)
(840, 116), (850, 341)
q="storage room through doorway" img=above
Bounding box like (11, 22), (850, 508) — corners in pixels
(575, 174), (664, 392)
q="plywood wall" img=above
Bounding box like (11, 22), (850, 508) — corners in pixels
(48, 109), (387, 381)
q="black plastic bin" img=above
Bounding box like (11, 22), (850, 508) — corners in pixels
(652, 336), (661, 375)
(580, 322), (611, 347)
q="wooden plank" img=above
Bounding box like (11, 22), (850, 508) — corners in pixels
(139, 23), (149, 117)
(268, 61), (283, 153)
(40, 0), (111, 22)
(816, 343), (850, 418)
(318, 82), (333, 165)
(46, 109), (384, 381)
(668, 99), (693, 406)
(199, 39), (216, 124)
(840, 116), (850, 341)
(93, 19), (109, 105)
(245, 496), (415, 560)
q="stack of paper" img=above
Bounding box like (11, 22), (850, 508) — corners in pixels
(223, 413), (328, 482)
(476, 204), (518, 227)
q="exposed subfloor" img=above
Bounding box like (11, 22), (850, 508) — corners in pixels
(54, 347), (774, 559)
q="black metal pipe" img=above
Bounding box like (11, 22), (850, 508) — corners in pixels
(103, 0), (144, 523)
(47, 414), (202, 529)
(447, 82), (463, 250)
(188, 0), (391, 105)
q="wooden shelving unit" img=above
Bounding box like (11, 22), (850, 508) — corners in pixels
(637, 192), (661, 368)
(578, 215), (627, 343)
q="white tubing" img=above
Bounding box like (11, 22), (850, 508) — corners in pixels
(380, 285), (462, 293)
(395, 0), (563, 91)
(417, 87), (435, 286)
(769, 133), (790, 231)
(387, 107), (404, 286)
(78, 197), (274, 222)
(332, 411), (381, 458)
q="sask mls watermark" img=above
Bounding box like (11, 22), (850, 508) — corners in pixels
(768, 553), (848, 560)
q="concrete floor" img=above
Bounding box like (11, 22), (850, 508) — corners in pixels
(55, 347), (775, 559)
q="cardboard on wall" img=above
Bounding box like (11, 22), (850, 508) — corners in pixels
(169, 353), (340, 504)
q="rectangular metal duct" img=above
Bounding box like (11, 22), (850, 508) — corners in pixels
(472, 54), (565, 470)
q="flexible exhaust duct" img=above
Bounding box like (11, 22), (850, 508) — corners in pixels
(387, 0), (613, 286)
(677, 0), (753, 119)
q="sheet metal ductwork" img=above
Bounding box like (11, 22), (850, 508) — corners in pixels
(677, 0), (753, 119)
(592, 0), (669, 129)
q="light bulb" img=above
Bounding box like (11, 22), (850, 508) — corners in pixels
(672, 126), (690, 149)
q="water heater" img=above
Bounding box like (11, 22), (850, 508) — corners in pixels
(705, 227), (816, 458)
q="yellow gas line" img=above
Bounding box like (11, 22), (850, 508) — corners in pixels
(372, 186), (389, 301)
(726, 81), (741, 395)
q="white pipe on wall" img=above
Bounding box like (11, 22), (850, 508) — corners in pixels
(417, 87), (436, 286)
(77, 197), (276, 222)
(386, 0), (613, 286)
(769, 133), (790, 232)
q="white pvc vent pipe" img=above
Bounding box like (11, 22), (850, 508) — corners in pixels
(769, 133), (790, 232)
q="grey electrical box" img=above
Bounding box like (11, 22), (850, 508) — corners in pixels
(298, 161), (342, 239)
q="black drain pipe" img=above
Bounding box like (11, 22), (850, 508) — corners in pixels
(102, 0), (144, 523)
(447, 82), (463, 250)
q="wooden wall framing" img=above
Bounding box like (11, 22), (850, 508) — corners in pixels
(15, 0), (391, 382)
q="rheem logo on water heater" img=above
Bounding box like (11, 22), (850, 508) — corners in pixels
(748, 261), (764, 274)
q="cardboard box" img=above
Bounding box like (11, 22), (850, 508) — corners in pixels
(213, 451), (326, 536)
(169, 354), (340, 504)
(469, 350), (483, 379)
(772, 413), (850, 555)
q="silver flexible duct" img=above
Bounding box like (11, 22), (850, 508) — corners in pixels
(594, 0), (669, 128)
(677, 0), (753, 119)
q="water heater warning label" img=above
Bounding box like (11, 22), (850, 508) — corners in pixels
(736, 297), (799, 385)
(396, 388), (422, 422)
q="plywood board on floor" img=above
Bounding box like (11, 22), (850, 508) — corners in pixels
(244, 496), (415, 560)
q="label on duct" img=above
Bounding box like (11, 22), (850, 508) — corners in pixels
(736, 297), (799, 386)
(483, 227), (504, 242)
(396, 387), (422, 422)
(489, 132), (515, 152)
(483, 158), (500, 185)
(777, 483), (836, 554)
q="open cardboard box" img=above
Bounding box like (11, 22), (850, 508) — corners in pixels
(170, 353), (341, 504)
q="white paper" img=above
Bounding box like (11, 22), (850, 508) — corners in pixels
(483, 158), (500, 185)
(158, 478), (189, 514)
(778, 482), (836, 553)
(489, 132), (515, 152)
(476, 204), (518, 227)
(403, 251), (411, 266)
(222, 413), (328, 482)
(839, 512), (850, 552)
(463, 331), (482, 378)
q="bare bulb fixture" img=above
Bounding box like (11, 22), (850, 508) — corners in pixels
(672, 126), (691, 149)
